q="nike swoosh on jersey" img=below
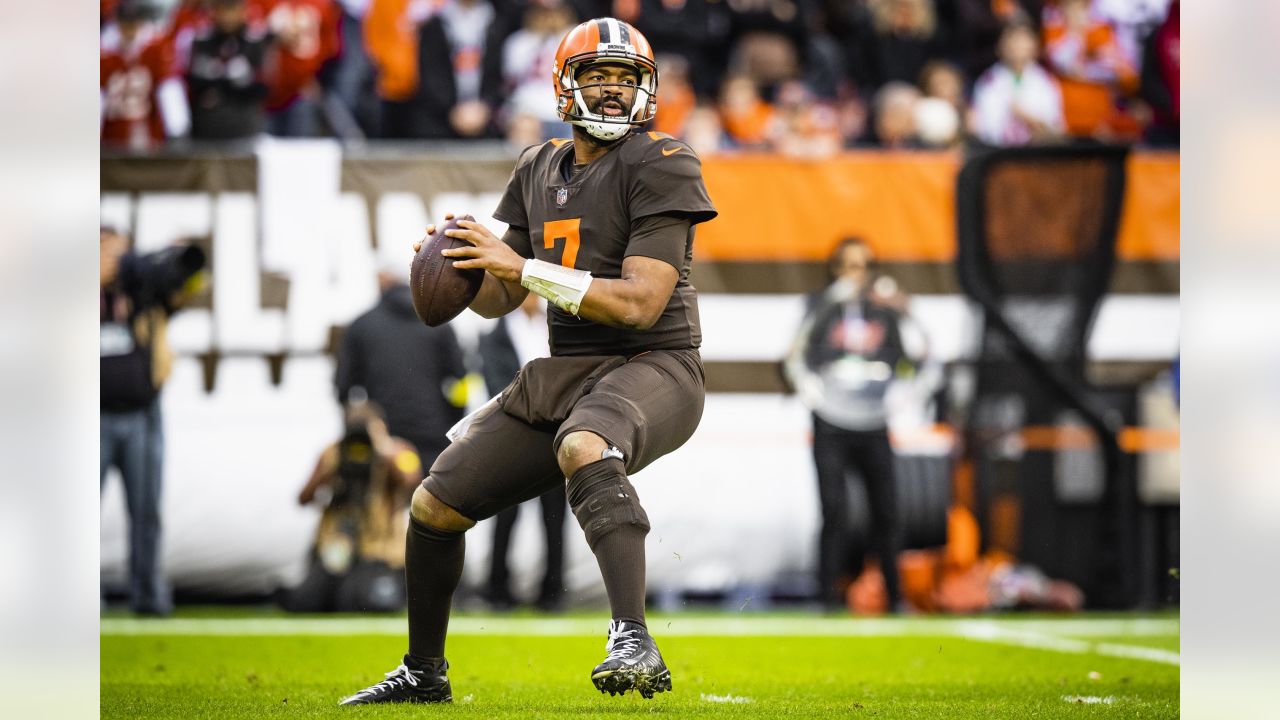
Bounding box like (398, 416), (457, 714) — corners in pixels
(661, 146), (682, 156)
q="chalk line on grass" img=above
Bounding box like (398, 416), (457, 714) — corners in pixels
(701, 693), (753, 704)
(1062, 695), (1117, 705)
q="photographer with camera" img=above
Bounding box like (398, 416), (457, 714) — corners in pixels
(100, 226), (207, 616)
(785, 237), (925, 614)
(283, 402), (422, 612)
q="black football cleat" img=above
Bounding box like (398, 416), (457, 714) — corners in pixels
(590, 620), (672, 699)
(338, 656), (452, 705)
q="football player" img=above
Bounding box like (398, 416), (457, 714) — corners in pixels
(340, 17), (716, 705)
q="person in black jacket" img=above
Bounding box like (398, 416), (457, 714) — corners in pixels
(100, 227), (206, 616)
(185, 0), (272, 140)
(477, 294), (567, 611)
(846, 0), (949, 95)
(335, 263), (468, 471)
(408, 0), (505, 139)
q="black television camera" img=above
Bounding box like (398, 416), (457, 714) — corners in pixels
(119, 244), (207, 310)
(330, 422), (375, 510)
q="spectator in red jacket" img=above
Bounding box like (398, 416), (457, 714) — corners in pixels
(102, 0), (121, 25)
(257, 0), (343, 136)
(101, 0), (190, 149)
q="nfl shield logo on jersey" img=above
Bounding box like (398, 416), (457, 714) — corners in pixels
(556, 188), (569, 207)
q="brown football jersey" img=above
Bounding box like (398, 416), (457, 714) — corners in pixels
(493, 130), (717, 356)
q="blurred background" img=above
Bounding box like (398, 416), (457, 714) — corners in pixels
(98, 0), (1179, 616)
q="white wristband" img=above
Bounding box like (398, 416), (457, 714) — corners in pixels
(520, 259), (593, 316)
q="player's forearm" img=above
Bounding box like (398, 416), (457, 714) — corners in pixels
(469, 274), (528, 318)
(575, 277), (667, 330)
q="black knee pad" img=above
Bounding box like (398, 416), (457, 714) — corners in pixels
(566, 457), (650, 550)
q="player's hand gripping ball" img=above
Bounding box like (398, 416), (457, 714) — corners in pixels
(410, 214), (485, 326)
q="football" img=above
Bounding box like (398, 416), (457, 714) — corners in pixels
(409, 214), (485, 327)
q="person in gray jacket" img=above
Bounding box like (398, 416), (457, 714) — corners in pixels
(786, 237), (915, 613)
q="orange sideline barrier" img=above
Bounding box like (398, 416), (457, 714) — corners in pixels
(886, 423), (1179, 453)
(696, 151), (1180, 262)
(1019, 425), (1180, 452)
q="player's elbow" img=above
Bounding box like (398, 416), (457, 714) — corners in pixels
(617, 301), (664, 331)
(618, 315), (654, 331)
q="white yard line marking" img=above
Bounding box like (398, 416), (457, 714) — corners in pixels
(956, 621), (1180, 666)
(100, 615), (1178, 666)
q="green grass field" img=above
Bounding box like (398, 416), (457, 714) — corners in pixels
(101, 612), (1178, 719)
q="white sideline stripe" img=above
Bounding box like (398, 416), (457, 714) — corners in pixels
(956, 622), (1180, 666)
(1094, 642), (1182, 665)
(101, 616), (1176, 641)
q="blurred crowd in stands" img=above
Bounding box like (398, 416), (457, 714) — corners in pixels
(101, 0), (1179, 153)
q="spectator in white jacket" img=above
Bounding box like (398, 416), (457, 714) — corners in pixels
(971, 21), (1064, 146)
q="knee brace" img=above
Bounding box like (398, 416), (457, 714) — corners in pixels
(566, 457), (650, 550)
